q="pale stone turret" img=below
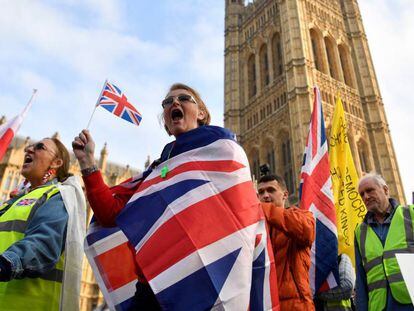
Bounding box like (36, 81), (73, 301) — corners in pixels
(144, 155), (151, 169)
(98, 142), (108, 173)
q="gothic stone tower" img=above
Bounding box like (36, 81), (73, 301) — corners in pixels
(224, 0), (405, 202)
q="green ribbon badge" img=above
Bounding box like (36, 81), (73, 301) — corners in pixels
(161, 165), (169, 178)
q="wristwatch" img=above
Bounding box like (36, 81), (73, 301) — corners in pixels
(81, 165), (99, 177)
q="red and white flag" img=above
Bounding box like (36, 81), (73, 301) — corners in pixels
(0, 90), (36, 161)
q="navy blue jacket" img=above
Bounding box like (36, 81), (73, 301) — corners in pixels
(0, 180), (68, 281)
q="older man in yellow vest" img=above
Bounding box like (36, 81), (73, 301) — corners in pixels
(355, 173), (413, 311)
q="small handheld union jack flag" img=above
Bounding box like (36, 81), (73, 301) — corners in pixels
(94, 80), (142, 127)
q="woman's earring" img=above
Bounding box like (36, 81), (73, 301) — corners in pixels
(42, 168), (57, 184)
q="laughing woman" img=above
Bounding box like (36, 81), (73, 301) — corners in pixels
(73, 83), (278, 310)
(0, 138), (86, 311)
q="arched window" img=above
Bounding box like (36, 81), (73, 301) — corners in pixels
(359, 150), (369, 172)
(259, 44), (270, 87)
(247, 54), (257, 98)
(282, 138), (295, 194)
(266, 147), (276, 174)
(272, 33), (283, 77)
(251, 150), (260, 181)
(324, 37), (340, 80)
(310, 29), (325, 73)
(338, 45), (354, 87)
(357, 141), (371, 173)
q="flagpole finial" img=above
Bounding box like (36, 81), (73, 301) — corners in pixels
(20, 89), (38, 117)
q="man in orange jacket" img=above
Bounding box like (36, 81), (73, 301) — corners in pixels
(258, 174), (315, 310)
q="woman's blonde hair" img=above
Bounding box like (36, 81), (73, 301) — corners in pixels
(49, 137), (71, 182)
(162, 83), (211, 135)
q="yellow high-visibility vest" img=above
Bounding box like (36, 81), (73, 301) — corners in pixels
(0, 185), (65, 311)
(355, 205), (414, 310)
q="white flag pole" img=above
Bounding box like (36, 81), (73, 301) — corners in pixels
(19, 89), (37, 118)
(26, 89), (37, 110)
(86, 79), (107, 130)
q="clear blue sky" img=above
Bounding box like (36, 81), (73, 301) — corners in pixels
(1, 0), (413, 202)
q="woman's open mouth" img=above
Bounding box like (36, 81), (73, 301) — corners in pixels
(23, 155), (33, 167)
(171, 108), (183, 122)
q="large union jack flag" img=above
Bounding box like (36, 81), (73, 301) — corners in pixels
(85, 126), (279, 310)
(97, 81), (142, 126)
(299, 87), (339, 294)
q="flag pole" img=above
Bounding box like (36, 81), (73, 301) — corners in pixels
(21, 89), (37, 116)
(86, 79), (107, 130)
(28, 89), (38, 105)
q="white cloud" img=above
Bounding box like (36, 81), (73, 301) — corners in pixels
(189, 16), (224, 82)
(0, 1), (182, 169)
(19, 71), (56, 99)
(84, 0), (124, 29)
(0, 1), (176, 80)
(160, 1), (224, 126)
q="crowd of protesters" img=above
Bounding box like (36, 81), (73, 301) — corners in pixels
(0, 83), (413, 310)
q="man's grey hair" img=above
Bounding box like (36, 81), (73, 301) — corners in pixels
(358, 172), (387, 188)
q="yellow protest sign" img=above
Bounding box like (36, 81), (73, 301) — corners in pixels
(329, 96), (367, 265)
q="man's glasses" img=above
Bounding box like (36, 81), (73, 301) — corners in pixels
(25, 142), (57, 157)
(161, 94), (197, 109)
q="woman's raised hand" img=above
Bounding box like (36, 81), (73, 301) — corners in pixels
(72, 129), (96, 170)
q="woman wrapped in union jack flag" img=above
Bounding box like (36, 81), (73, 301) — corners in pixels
(73, 83), (279, 311)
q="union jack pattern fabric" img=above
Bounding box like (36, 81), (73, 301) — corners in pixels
(16, 198), (36, 206)
(85, 126), (279, 310)
(84, 219), (139, 310)
(299, 87), (339, 294)
(97, 81), (142, 126)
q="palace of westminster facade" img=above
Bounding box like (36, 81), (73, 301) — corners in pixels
(0, 0), (405, 309)
(224, 0), (404, 202)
